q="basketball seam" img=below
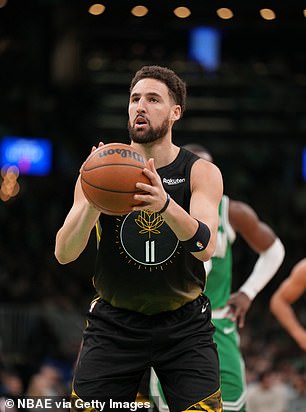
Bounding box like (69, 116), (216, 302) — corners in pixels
(81, 176), (144, 194)
(82, 163), (145, 172)
(82, 186), (131, 214)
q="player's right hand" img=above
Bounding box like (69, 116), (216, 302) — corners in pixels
(91, 141), (104, 153)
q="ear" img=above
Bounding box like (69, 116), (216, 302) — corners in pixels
(171, 105), (181, 121)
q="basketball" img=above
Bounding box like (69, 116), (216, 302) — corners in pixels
(80, 143), (150, 215)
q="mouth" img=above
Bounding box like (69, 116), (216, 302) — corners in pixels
(134, 115), (149, 129)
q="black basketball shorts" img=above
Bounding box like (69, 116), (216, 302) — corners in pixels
(71, 295), (222, 412)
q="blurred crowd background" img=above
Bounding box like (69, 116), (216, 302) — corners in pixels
(0, 0), (305, 410)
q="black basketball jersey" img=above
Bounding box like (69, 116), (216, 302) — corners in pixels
(93, 147), (206, 315)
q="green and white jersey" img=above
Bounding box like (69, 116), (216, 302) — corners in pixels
(204, 195), (236, 310)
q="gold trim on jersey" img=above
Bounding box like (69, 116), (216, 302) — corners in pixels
(95, 221), (101, 245)
(183, 388), (223, 411)
(93, 222), (102, 289)
(70, 388), (99, 412)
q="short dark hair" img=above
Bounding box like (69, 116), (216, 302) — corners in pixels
(130, 65), (187, 117)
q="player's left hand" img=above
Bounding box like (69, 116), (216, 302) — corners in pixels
(227, 291), (252, 328)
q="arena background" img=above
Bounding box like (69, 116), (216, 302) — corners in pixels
(0, 0), (305, 409)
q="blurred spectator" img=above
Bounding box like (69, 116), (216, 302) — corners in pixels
(0, 367), (23, 397)
(26, 363), (67, 412)
(0, 367), (24, 412)
(246, 368), (290, 412)
(26, 363), (67, 397)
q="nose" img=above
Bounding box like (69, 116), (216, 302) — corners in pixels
(136, 97), (146, 113)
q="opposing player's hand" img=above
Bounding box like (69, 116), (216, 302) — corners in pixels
(227, 291), (252, 328)
(133, 158), (168, 212)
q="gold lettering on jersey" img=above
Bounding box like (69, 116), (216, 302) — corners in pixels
(135, 210), (164, 237)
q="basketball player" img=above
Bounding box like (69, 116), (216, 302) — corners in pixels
(149, 143), (285, 412)
(270, 258), (306, 351)
(55, 66), (224, 411)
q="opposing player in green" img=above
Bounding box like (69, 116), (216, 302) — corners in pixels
(150, 143), (285, 412)
(270, 258), (306, 352)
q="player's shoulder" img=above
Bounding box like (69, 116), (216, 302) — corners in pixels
(281, 259), (306, 292)
(292, 258), (306, 278)
(296, 257), (306, 267)
(190, 159), (223, 202)
(192, 156), (222, 179)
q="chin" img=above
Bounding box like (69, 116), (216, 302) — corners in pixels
(130, 134), (146, 144)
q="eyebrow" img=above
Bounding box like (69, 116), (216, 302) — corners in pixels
(130, 92), (162, 99)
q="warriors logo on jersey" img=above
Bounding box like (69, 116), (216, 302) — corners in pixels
(119, 210), (179, 267)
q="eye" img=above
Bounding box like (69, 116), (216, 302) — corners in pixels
(149, 97), (158, 103)
(131, 96), (140, 103)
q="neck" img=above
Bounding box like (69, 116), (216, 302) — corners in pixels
(131, 139), (180, 169)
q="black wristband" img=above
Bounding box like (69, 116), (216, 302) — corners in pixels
(157, 193), (171, 214)
(181, 220), (211, 252)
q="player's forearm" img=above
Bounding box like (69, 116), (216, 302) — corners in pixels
(55, 202), (100, 264)
(161, 198), (214, 261)
(239, 238), (285, 300)
(270, 296), (306, 344)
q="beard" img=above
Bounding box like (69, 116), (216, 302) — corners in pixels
(128, 118), (170, 144)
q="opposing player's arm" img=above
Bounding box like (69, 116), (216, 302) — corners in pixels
(55, 175), (101, 264)
(227, 200), (285, 327)
(270, 259), (306, 351)
(229, 200), (285, 298)
(229, 200), (277, 252)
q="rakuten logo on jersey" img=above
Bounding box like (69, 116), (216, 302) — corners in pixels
(163, 178), (185, 185)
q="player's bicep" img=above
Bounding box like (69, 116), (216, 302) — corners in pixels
(275, 277), (304, 304)
(284, 263), (306, 300)
(229, 200), (276, 252)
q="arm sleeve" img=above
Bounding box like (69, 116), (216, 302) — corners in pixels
(239, 237), (285, 300)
